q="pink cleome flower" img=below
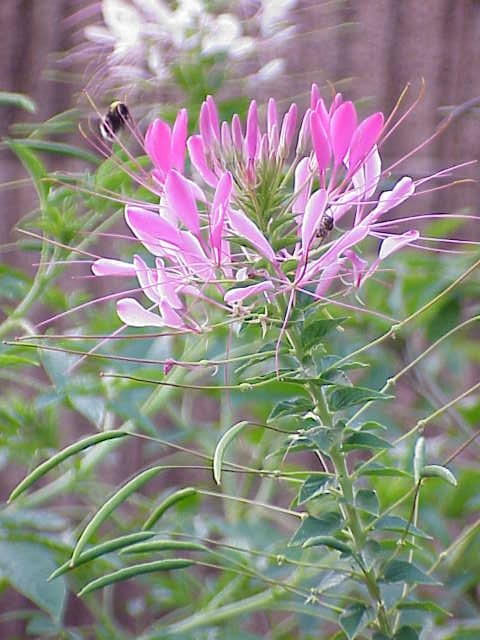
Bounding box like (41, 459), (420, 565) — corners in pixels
(92, 84), (427, 330)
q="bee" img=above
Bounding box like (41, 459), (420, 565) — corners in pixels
(316, 210), (334, 241)
(99, 101), (131, 141)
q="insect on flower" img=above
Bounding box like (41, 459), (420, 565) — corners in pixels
(316, 210), (334, 241)
(99, 100), (132, 141)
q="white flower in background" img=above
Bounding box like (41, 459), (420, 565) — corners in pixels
(78, 0), (297, 95)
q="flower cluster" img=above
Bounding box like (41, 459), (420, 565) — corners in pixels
(92, 84), (423, 332)
(76, 0), (297, 94)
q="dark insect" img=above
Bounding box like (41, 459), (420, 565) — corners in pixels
(99, 101), (131, 141)
(316, 211), (334, 240)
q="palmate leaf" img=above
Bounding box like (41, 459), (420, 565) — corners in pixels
(342, 432), (392, 452)
(301, 317), (347, 351)
(297, 474), (333, 504)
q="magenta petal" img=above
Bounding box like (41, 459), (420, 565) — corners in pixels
(125, 205), (180, 254)
(378, 229), (420, 260)
(224, 281), (274, 305)
(212, 171), (233, 218)
(315, 99), (330, 132)
(206, 95), (220, 141)
(145, 119), (172, 180)
(310, 111), (331, 171)
(187, 135), (218, 188)
(165, 170), (200, 236)
(228, 209), (276, 263)
(246, 100), (258, 159)
(330, 101), (357, 167)
(91, 259), (136, 277)
(171, 108), (188, 172)
(344, 249), (368, 287)
(117, 298), (164, 327)
(302, 188), (327, 252)
(349, 112), (384, 172)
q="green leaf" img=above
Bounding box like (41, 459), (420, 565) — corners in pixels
(302, 535), (351, 554)
(289, 512), (343, 546)
(8, 431), (128, 502)
(69, 394), (106, 429)
(328, 385), (393, 411)
(0, 541), (66, 621)
(358, 464), (411, 478)
(356, 489), (379, 515)
(6, 140), (48, 205)
(421, 464), (457, 486)
(77, 559), (193, 597)
(302, 317), (347, 351)
(374, 515), (432, 540)
(0, 91), (36, 112)
(298, 474), (333, 504)
(213, 420), (250, 485)
(0, 353), (39, 367)
(7, 138), (99, 164)
(397, 600), (451, 616)
(342, 432), (392, 451)
(339, 603), (370, 639)
(381, 560), (438, 584)
(268, 397), (312, 420)
(395, 626), (419, 640)
(303, 425), (343, 451)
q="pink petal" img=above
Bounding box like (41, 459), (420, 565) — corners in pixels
(344, 249), (368, 287)
(224, 281), (274, 305)
(206, 95), (220, 141)
(145, 119), (171, 181)
(302, 188), (327, 252)
(159, 300), (185, 329)
(378, 229), (420, 260)
(133, 254), (160, 304)
(310, 111), (331, 171)
(292, 156), (312, 217)
(155, 258), (183, 308)
(165, 169), (200, 236)
(246, 100), (258, 159)
(330, 93), (343, 115)
(279, 103), (297, 155)
(187, 135), (219, 187)
(349, 112), (384, 173)
(125, 205), (180, 255)
(315, 99), (330, 132)
(314, 259), (346, 297)
(221, 122), (232, 153)
(231, 114), (244, 154)
(267, 97), (278, 140)
(364, 176), (415, 224)
(91, 259), (136, 277)
(228, 209), (276, 264)
(199, 101), (213, 149)
(171, 108), (188, 172)
(330, 101), (357, 167)
(116, 298), (164, 327)
(296, 108), (311, 154)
